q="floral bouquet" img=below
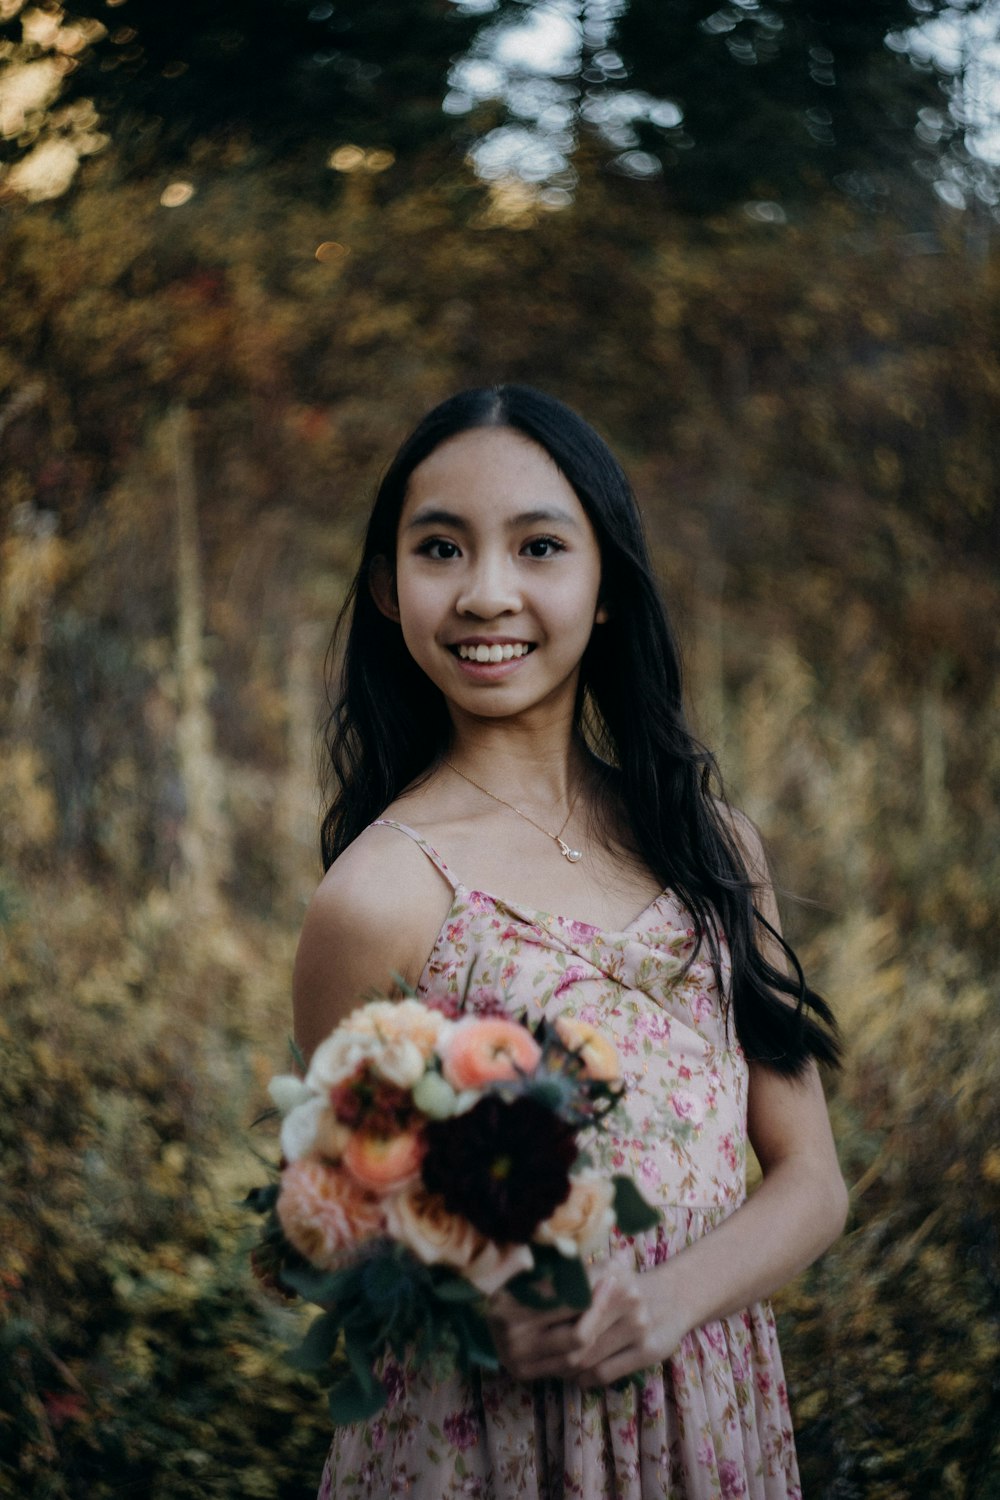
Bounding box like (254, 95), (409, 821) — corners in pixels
(246, 996), (660, 1424)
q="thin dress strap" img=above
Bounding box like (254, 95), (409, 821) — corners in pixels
(370, 819), (460, 891)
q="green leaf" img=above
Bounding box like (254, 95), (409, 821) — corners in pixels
(249, 1105), (280, 1128)
(343, 1327), (377, 1394)
(551, 1251), (592, 1310)
(288, 1035), (306, 1074)
(242, 1183), (279, 1214)
(612, 1176), (662, 1235)
(279, 1263), (346, 1305)
(506, 1246), (570, 1310)
(361, 1249), (410, 1303)
(431, 1274), (482, 1304)
(455, 1307), (499, 1371)
(505, 1270), (559, 1310)
(286, 1310), (342, 1373)
(327, 1373), (388, 1426)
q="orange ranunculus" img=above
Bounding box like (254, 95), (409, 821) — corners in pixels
(342, 1129), (425, 1194)
(554, 1017), (622, 1083)
(439, 1017), (541, 1092)
(276, 1160), (384, 1268)
(384, 1183), (533, 1295)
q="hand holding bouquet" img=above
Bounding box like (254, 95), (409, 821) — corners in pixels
(247, 996), (660, 1423)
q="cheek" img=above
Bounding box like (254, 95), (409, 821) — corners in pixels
(543, 570), (604, 632)
(394, 575), (443, 651)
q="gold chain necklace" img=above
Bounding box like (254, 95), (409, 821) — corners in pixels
(443, 761), (584, 863)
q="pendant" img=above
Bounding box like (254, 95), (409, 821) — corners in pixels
(557, 838), (583, 863)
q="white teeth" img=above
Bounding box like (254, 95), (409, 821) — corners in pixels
(456, 643), (531, 662)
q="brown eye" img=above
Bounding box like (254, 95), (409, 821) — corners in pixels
(523, 537), (565, 559)
(417, 538), (460, 560)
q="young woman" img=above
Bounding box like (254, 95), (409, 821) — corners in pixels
(293, 385), (847, 1499)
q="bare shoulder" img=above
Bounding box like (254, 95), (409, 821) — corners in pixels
(292, 823), (454, 1061)
(713, 798), (786, 951)
(714, 799), (768, 884)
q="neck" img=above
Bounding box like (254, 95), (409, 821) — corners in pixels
(445, 723), (591, 811)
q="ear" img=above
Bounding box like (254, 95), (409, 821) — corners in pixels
(369, 555), (400, 622)
(594, 601), (610, 625)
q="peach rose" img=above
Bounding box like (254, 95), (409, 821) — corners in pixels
(306, 1000), (454, 1093)
(439, 1017), (541, 1092)
(342, 1129), (425, 1194)
(534, 1173), (616, 1258)
(345, 999), (453, 1058)
(276, 1159), (384, 1268)
(384, 1184), (533, 1295)
(554, 1017), (623, 1083)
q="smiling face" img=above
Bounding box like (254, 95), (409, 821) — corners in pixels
(377, 426), (606, 723)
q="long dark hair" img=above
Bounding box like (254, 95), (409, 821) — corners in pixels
(322, 385), (839, 1075)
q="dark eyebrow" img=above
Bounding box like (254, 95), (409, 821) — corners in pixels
(404, 505), (581, 532)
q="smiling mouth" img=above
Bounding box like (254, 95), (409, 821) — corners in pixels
(451, 642), (535, 663)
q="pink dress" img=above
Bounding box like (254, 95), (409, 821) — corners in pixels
(317, 820), (801, 1500)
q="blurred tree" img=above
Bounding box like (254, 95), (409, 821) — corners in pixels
(455, 0), (999, 216)
(0, 0), (484, 197)
(4, 0), (997, 212)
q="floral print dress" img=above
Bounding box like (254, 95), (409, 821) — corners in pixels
(316, 820), (801, 1500)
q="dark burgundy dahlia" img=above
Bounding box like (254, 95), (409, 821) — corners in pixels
(421, 1094), (577, 1243)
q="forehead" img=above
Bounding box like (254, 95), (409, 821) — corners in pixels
(402, 427), (584, 519)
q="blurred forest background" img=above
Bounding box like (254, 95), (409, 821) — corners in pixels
(1, 1), (999, 1496)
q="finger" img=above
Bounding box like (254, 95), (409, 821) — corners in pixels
(578, 1344), (646, 1388)
(489, 1309), (579, 1346)
(574, 1277), (639, 1348)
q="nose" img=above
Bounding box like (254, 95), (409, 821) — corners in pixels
(455, 552), (522, 619)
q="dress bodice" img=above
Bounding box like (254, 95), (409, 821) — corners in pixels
(374, 819), (749, 1214)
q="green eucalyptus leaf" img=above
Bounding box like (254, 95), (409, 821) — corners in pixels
(431, 1274), (482, 1304)
(286, 1310), (342, 1373)
(343, 1327), (377, 1393)
(279, 1263), (347, 1305)
(455, 1307), (500, 1371)
(327, 1373), (388, 1426)
(612, 1176), (662, 1234)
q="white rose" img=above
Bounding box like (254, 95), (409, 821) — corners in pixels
(306, 1030), (378, 1090)
(267, 1074), (315, 1116)
(372, 1038), (426, 1090)
(280, 1095), (325, 1162)
(280, 1096), (350, 1163)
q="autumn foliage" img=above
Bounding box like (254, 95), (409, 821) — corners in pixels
(1, 81), (999, 1499)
